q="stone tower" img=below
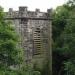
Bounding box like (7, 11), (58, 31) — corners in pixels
(5, 6), (52, 75)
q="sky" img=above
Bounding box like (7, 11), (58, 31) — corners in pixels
(0, 0), (68, 12)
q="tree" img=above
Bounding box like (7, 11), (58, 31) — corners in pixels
(52, 0), (75, 75)
(52, 5), (70, 75)
(67, 0), (75, 7)
(0, 6), (23, 70)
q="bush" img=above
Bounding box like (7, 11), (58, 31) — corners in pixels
(32, 71), (41, 75)
(0, 70), (18, 75)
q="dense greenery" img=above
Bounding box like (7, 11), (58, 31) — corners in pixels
(52, 0), (75, 75)
(0, 6), (23, 75)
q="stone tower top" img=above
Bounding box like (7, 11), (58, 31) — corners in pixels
(19, 6), (28, 12)
(5, 6), (52, 19)
(9, 8), (13, 12)
(35, 8), (40, 12)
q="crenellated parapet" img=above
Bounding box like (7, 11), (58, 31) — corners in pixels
(5, 6), (52, 19)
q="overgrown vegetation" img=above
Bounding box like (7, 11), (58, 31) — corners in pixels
(0, 6), (24, 75)
(52, 0), (75, 75)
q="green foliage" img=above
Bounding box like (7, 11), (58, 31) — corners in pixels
(0, 6), (23, 73)
(52, 5), (69, 41)
(64, 61), (75, 75)
(32, 71), (41, 75)
(61, 19), (75, 58)
(52, 0), (75, 75)
(52, 5), (69, 75)
(67, 0), (75, 7)
(0, 70), (17, 75)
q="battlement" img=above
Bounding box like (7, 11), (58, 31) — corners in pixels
(5, 6), (52, 19)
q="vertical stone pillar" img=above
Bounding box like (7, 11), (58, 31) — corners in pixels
(19, 6), (28, 17)
(8, 8), (13, 17)
(47, 9), (52, 75)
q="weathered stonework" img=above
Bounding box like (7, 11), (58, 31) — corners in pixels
(5, 6), (52, 74)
